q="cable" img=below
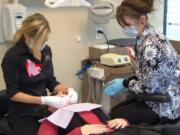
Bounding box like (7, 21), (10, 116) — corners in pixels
(87, 75), (96, 103)
(97, 30), (110, 53)
(76, 58), (99, 80)
(76, 63), (91, 80)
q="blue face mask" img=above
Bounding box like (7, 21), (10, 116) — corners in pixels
(122, 26), (138, 38)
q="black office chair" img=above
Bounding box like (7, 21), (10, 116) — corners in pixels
(128, 92), (180, 135)
(0, 90), (13, 135)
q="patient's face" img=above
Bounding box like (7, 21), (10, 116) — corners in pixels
(48, 106), (57, 113)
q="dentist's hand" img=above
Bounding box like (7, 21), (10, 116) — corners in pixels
(103, 78), (125, 96)
(67, 88), (78, 104)
(45, 88), (78, 111)
(41, 96), (69, 108)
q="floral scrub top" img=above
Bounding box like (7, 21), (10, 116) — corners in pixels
(128, 23), (180, 119)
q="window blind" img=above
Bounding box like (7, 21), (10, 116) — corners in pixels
(166, 0), (180, 41)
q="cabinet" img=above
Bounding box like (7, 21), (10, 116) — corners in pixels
(82, 46), (134, 112)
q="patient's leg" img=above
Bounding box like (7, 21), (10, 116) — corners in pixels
(38, 120), (58, 135)
(91, 108), (111, 123)
(38, 108), (112, 135)
(110, 101), (160, 125)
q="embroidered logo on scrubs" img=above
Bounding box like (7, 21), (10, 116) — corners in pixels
(26, 59), (42, 77)
(44, 55), (51, 61)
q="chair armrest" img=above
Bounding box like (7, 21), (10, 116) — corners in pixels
(0, 90), (8, 116)
(162, 125), (180, 135)
(130, 92), (170, 103)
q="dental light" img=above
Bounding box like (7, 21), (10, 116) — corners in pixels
(45, 0), (91, 8)
(89, 0), (114, 24)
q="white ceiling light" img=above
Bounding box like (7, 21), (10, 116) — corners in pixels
(45, 0), (91, 8)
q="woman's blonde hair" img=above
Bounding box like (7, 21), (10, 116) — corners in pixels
(13, 13), (51, 60)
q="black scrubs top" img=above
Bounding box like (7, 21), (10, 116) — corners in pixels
(1, 38), (59, 117)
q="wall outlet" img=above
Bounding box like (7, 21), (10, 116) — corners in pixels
(96, 27), (103, 39)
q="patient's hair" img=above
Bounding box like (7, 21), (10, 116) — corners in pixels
(13, 13), (51, 60)
(116, 0), (155, 26)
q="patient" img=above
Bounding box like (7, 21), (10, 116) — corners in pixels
(38, 89), (129, 135)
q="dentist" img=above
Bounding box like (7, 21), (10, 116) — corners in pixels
(2, 13), (72, 135)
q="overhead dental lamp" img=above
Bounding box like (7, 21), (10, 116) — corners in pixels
(89, 0), (114, 24)
(45, 0), (91, 8)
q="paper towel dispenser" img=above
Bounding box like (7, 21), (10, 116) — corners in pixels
(2, 1), (26, 42)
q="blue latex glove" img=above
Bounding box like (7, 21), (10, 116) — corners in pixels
(103, 78), (125, 96)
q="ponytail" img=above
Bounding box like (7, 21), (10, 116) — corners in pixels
(135, 0), (154, 14)
(116, 0), (155, 26)
(12, 28), (23, 46)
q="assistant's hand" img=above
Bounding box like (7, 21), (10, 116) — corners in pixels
(103, 78), (125, 96)
(107, 118), (129, 129)
(81, 124), (109, 135)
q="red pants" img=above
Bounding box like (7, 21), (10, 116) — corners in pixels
(38, 111), (112, 135)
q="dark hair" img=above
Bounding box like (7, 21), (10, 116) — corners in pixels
(116, 0), (154, 27)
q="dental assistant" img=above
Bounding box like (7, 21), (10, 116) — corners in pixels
(104, 0), (180, 128)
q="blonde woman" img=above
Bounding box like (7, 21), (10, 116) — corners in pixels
(1, 13), (70, 135)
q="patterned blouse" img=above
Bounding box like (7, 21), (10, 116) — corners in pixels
(128, 23), (180, 119)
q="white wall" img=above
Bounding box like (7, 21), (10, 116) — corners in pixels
(0, 0), (164, 100)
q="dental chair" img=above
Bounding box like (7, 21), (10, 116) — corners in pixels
(112, 91), (180, 135)
(0, 90), (13, 135)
